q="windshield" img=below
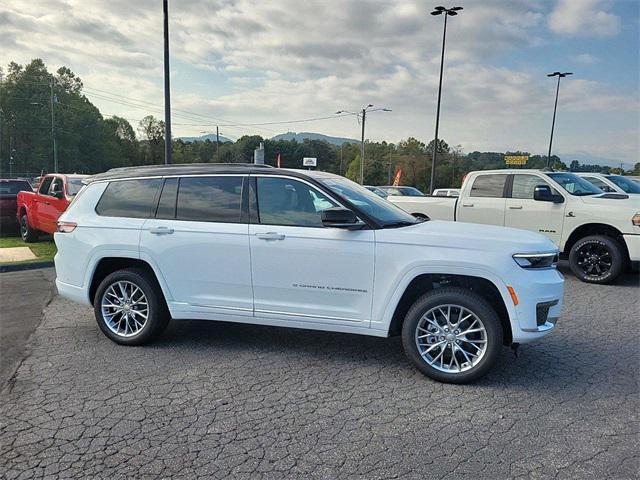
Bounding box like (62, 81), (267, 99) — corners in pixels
(67, 178), (85, 195)
(400, 187), (425, 196)
(607, 175), (640, 194)
(320, 177), (418, 226)
(547, 172), (602, 196)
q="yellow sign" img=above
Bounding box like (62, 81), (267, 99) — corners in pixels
(505, 155), (529, 166)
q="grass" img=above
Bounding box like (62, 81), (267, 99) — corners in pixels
(0, 230), (57, 265)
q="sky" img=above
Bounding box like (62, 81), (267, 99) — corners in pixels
(1, 0), (638, 168)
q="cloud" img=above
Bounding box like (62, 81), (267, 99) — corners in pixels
(0, 0), (637, 165)
(573, 53), (598, 65)
(548, 0), (621, 37)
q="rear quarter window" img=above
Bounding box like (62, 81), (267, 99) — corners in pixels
(95, 179), (162, 218)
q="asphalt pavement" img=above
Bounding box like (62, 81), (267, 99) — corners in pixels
(0, 268), (55, 385)
(0, 265), (638, 479)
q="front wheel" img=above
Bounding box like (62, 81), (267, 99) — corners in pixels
(569, 235), (624, 284)
(20, 214), (39, 243)
(93, 268), (170, 345)
(401, 287), (503, 384)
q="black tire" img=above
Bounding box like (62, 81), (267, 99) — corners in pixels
(20, 214), (39, 243)
(569, 235), (624, 284)
(401, 287), (503, 384)
(93, 268), (170, 346)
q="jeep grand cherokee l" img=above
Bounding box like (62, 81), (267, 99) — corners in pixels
(54, 164), (564, 383)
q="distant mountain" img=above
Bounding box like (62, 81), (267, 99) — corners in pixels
(271, 131), (358, 146)
(178, 133), (233, 143)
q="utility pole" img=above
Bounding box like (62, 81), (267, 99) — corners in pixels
(429, 6), (462, 194)
(360, 108), (366, 184)
(216, 125), (220, 162)
(163, 0), (172, 164)
(546, 71), (572, 169)
(339, 144), (343, 176)
(336, 105), (391, 184)
(50, 80), (58, 173)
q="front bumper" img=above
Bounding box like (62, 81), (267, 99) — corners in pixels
(508, 268), (564, 344)
(623, 234), (640, 262)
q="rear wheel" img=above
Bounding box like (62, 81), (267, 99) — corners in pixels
(93, 268), (170, 345)
(401, 287), (503, 384)
(569, 235), (623, 284)
(20, 214), (38, 243)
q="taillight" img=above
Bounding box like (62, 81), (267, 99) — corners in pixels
(57, 221), (77, 233)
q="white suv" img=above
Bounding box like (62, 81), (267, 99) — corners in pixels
(54, 164), (564, 383)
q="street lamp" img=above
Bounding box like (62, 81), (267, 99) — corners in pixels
(336, 105), (392, 184)
(546, 71), (572, 169)
(429, 5), (462, 194)
(163, 0), (172, 165)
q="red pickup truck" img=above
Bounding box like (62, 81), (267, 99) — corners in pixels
(17, 174), (86, 242)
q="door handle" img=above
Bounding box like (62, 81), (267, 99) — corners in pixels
(256, 232), (285, 241)
(462, 203), (474, 207)
(508, 205), (523, 210)
(149, 227), (174, 235)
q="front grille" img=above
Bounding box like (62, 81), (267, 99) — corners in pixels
(536, 300), (559, 327)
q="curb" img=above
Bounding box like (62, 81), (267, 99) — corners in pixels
(0, 261), (55, 273)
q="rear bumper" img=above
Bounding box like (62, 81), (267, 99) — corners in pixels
(623, 234), (640, 262)
(55, 279), (91, 306)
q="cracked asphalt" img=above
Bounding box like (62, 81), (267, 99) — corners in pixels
(1, 265), (638, 479)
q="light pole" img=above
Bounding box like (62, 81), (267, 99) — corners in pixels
(546, 71), (572, 169)
(336, 105), (391, 184)
(163, 0), (172, 165)
(429, 5), (462, 194)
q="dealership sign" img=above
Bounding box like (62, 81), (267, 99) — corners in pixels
(504, 155), (528, 166)
(302, 157), (317, 167)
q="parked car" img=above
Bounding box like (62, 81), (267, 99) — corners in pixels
(0, 179), (33, 227)
(432, 188), (461, 197)
(575, 172), (640, 196)
(364, 185), (389, 198)
(378, 186), (425, 196)
(16, 173), (87, 242)
(388, 169), (640, 284)
(54, 163), (564, 384)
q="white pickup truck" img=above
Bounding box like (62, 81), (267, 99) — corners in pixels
(389, 169), (640, 284)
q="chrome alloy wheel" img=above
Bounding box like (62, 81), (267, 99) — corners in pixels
(415, 304), (488, 373)
(101, 281), (149, 337)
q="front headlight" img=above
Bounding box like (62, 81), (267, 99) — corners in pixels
(632, 213), (640, 226)
(513, 252), (559, 269)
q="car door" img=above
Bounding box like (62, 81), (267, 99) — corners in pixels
(139, 175), (254, 317)
(36, 176), (66, 233)
(504, 173), (566, 245)
(457, 173), (508, 226)
(42, 176), (68, 233)
(249, 175), (375, 326)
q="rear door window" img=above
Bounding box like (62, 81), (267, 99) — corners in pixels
(155, 178), (178, 219)
(470, 175), (507, 198)
(176, 176), (243, 223)
(96, 179), (162, 218)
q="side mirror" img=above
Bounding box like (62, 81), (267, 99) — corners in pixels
(533, 185), (564, 203)
(321, 207), (364, 229)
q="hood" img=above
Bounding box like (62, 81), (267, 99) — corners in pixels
(579, 195), (640, 208)
(377, 220), (557, 255)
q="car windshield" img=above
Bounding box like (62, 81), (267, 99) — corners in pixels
(400, 187), (425, 196)
(67, 178), (85, 195)
(0, 181), (31, 194)
(607, 175), (640, 194)
(547, 173), (602, 196)
(320, 177), (418, 227)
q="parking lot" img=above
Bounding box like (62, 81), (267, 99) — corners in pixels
(1, 264), (638, 479)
